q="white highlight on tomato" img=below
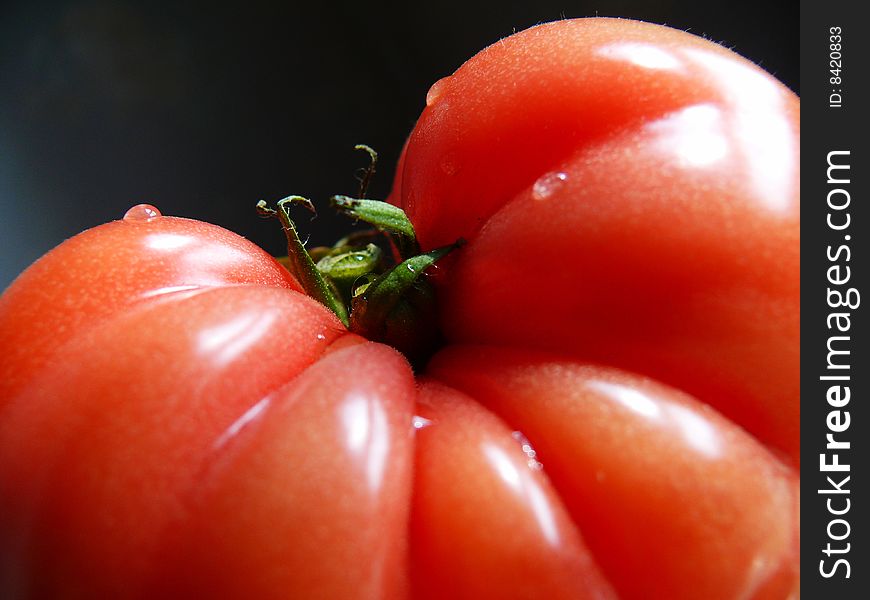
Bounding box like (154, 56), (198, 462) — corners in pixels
(648, 103), (730, 169)
(589, 380), (662, 419)
(686, 48), (797, 214)
(666, 403), (722, 459)
(196, 310), (278, 366)
(340, 394), (390, 494)
(213, 397), (272, 450)
(596, 42), (684, 71)
(482, 442), (560, 547)
(587, 379), (723, 458)
(144, 232), (195, 251)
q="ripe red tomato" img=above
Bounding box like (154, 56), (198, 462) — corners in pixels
(0, 18), (798, 600)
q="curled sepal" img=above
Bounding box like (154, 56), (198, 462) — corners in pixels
(331, 196), (421, 260)
(354, 144), (378, 198)
(257, 197), (349, 327)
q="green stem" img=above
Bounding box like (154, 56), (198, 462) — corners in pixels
(258, 146), (463, 364)
(350, 241), (463, 337)
(257, 197), (349, 327)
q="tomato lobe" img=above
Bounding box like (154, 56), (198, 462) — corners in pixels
(0, 18), (800, 599)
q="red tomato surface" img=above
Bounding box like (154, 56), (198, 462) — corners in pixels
(0, 18), (798, 600)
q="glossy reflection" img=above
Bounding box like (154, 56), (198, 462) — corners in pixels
(666, 403), (721, 458)
(139, 284), (201, 299)
(686, 48), (797, 214)
(144, 232), (195, 251)
(648, 104), (729, 168)
(213, 397), (272, 450)
(182, 244), (258, 277)
(482, 442), (561, 547)
(600, 39), (797, 216)
(340, 393), (390, 493)
(597, 42), (684, 71)
(587, 379), (722, 458)
(127, 219), (296, 294)
(197, 310), (279, 367)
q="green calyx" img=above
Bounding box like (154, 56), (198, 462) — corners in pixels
(331, 196), (421, 260)
(257, 147), (462, 363)
(256, 196), (349, 327)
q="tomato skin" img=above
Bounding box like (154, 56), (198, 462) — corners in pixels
(153, 342), (417, 600)
(391, 18), (800, 465)
(410, 380), (616, 600)
(427, 346), (799, 600)
(0, 285), (345, 597)
(0, 214), (301, 404)
(0, 18), (799, 600)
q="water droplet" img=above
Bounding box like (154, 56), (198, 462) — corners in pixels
(406, 264), (417, 273)
(123, 203), (162, 222)
(512, 430), (544, 470)
(532, 172), (568, 200)
(425, 262), (446, 283)
(412, 415), (433, 430)
(316, 333), (326, 341)
(440, 155), (459, 176)
(425, 76), (451, 106)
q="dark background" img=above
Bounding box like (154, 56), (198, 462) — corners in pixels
(0, 0), (798, 289)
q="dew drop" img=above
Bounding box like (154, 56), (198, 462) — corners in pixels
(512, 430), (544, 470)
(440, 155), (459, 176)
(425, 76), (450, 107)
(532, 172), (568, 201)
(412, 415), (433, 430)
(123, 203), (162, 222)
(425, 262), (446, 283)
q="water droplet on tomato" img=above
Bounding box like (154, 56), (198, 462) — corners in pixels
(123, 203), (162, 222)
(440, 155), (459, 176)
(532, 171), (568, 200)
(425, 76), (450, 106)
(316, 333), (326, 341)
(412, 415), (432, 430)
(511, 430), (544, 470)
(425, 262), (446, 283)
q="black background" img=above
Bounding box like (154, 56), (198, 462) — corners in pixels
(0, 0), (798, 289)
